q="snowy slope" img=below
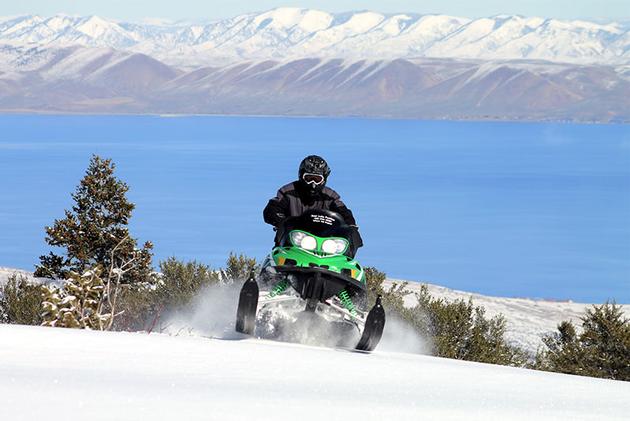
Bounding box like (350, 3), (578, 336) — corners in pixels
(0, 8), (628, 67)
(0, 267), (40, 284)
(1, 324), (629, 420)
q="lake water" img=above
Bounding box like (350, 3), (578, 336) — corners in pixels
(0, 115), (628, 302)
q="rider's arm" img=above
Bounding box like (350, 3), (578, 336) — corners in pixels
(329, 195), (363, 249)
(263, 189), (289, 227)
(330, 196), (357, 226)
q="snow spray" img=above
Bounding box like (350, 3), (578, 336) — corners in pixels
(164, 278), (431, 355)
(163, 281), (244, 339)
(377, 313), (432, 355)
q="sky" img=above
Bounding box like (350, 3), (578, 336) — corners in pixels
(2, 0), (628, 22)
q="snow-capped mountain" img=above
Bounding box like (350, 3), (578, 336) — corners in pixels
(0, 8), (628, 67)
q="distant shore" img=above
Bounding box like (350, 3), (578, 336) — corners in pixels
(0, 110), (624, 125)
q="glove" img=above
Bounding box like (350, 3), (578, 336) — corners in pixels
(348, 225), (363, 249)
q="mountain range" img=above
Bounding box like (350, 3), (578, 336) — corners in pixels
(1, 8), (628, 67)
(0, 8), (628, 121)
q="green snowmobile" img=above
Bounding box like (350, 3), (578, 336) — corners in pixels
(235, 209), (385, 352)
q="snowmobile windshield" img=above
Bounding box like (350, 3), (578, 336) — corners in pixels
(282, 209), (352, 240)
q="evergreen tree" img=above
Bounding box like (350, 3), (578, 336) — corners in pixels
(222, 253), (259, 282)
(34, 155), (153, 283)
(536, 303), (630, 381)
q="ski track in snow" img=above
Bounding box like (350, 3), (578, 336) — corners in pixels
(1, 324), (629, 421)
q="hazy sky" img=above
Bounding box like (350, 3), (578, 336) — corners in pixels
(2, 0), (628, 21)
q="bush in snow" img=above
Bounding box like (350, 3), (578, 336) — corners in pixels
(34, 154), (153, 284)
(410, 287), (527, 366)
(111, 281), (159, 332)
(114, 255), (255, 332)
(363, 267), (387, 299)
(110, 257), (211, 332)
(535, 302), (630, 381)
(366, 269), (526, 366)
(157, 257), (221, 307)
(221, 253), (259, 282)
(0, 274), (44, 325)
(40, 238), (150, 330)
(41, 268), (113, 329)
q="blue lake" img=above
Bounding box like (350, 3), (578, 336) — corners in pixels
(0, 115), (629, 302)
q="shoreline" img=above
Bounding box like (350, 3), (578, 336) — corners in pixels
(0, 109), (625, 126)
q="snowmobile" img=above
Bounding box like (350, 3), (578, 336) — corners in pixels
(235, 209), (385, 352)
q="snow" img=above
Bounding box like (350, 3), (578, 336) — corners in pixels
(0, 267), (38, 284)
(252, 8), (305, 29)
(0, 15), (44, 35)
(1, 324), (629, 420)
(76, 16), (121, 38)
(340, 11), (385, 33)
(297, 10), (333, 33)
(0, 267), (56, 288)
(43, 15), (77, 32)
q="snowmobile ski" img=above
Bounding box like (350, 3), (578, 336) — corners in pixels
(235, 276), (259, 335)
(355, 296), (385, 352)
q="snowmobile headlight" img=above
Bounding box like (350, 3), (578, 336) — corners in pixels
(290, 231), (317, 251)
(322, 238), (348, 255)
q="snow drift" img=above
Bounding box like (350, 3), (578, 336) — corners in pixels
(1, 324), (629, 420)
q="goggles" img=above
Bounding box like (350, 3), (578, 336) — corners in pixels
(302, 173), (325, 186)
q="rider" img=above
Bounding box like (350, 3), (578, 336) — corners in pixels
(263, 155), (363, 255)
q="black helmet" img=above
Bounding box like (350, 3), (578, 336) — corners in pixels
(298, 155), (330, 192)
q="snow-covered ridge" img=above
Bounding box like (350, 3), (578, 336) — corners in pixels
(0, 266), (39, 283)
(0, 8), (628, 67)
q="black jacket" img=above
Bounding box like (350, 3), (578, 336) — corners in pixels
(263, 181), (363, 250)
